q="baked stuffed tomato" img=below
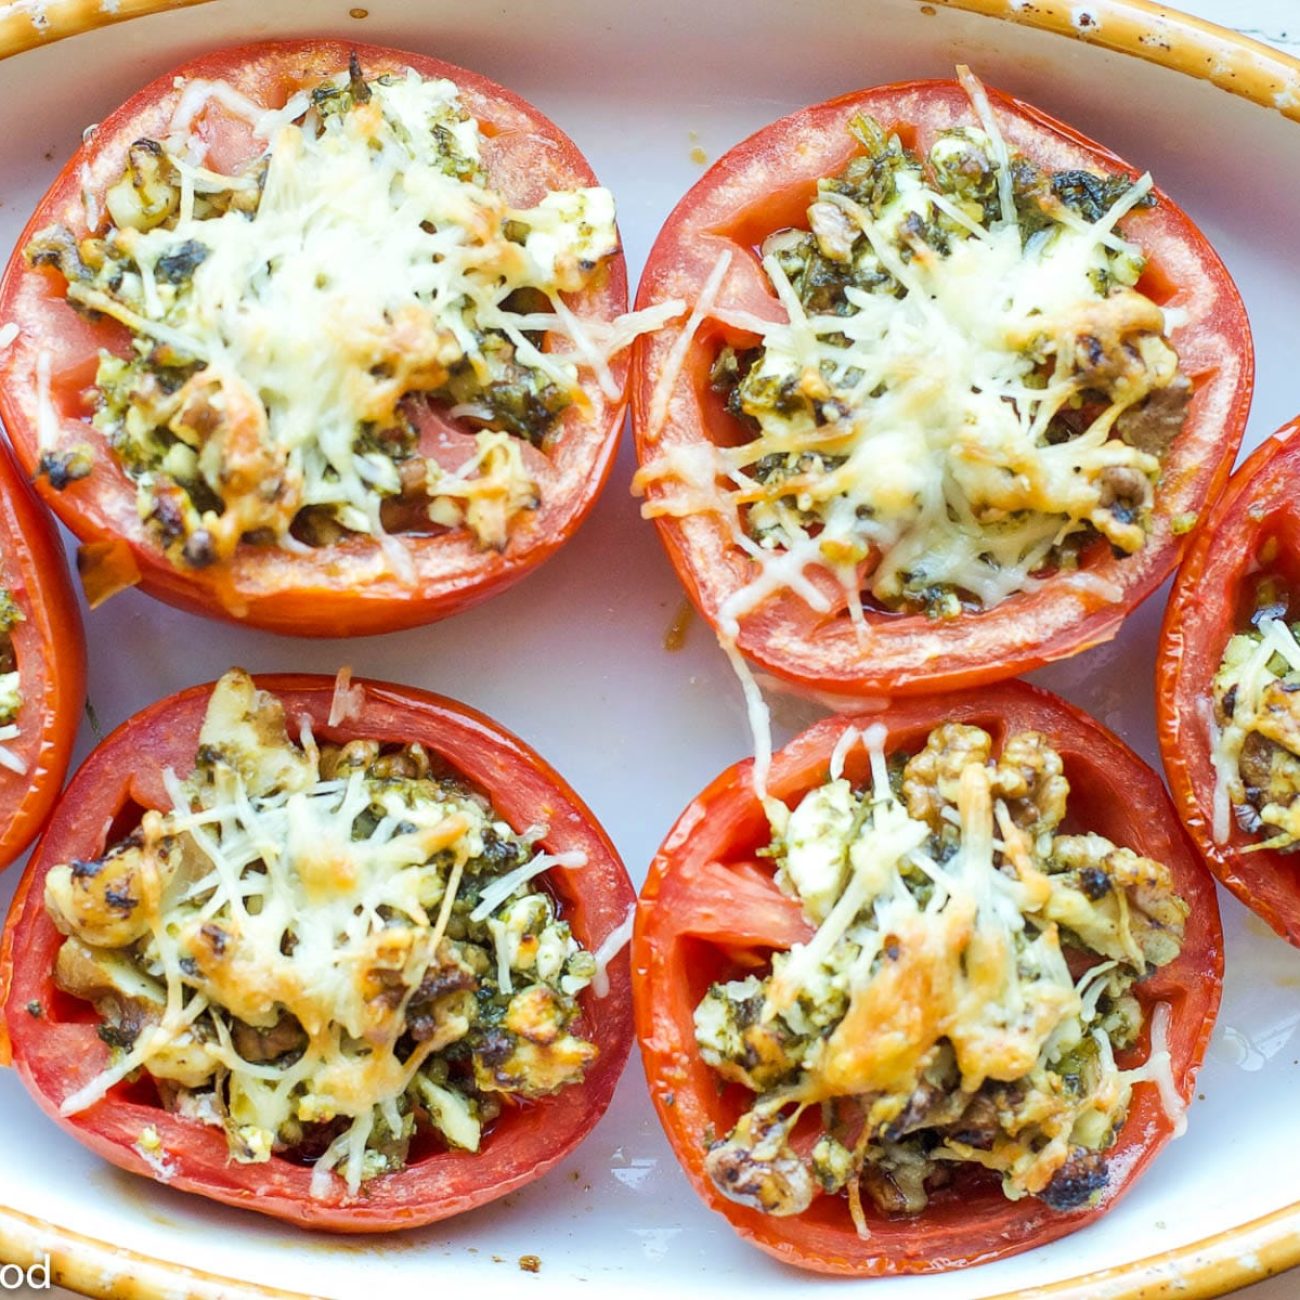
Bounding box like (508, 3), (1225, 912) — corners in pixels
(0, 39), (656, 636)
(1158, 419), (1300, 946)
(0, 438), (84, 869)
(631, 71), (1252, 696)
(633, 682), (1221, 1274)
(0, 669), (635, 1230)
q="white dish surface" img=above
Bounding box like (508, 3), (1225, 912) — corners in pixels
(0, 0), (1298, 1295)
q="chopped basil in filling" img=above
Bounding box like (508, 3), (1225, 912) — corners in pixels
(646, 86), (1189, 625)
(44, 669), (598, 1195)
(694, 724), (1186, 1225)
(1211, 611), (1300, 850)
(27, 61), (622, 566)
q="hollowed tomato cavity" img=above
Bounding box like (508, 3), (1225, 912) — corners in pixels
(1133, 255), (1177, 308)
(1, 673), (633, 1229)
(635, 686), (1224, 1273)
(634, 80), (1253, 700)
(1228, 513), (1300, 629)
(686, 182), (1191, 624)
(41, 732), (596, 1150)
(1156, 429), (1300, 946)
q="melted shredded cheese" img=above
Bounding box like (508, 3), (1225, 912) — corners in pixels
(590, 904), (636, 999)
(45, 670), (600, 1194)
(327, 666), (364, 727)
(828, 726), (861, 782)
(636, 72), (1184, 632)
(0, 590), (25, 772)
(0, 724), (26, 775)
(645, 248), (732, 444)
(468, 848), (587, 923)
(38, 64), (680, 568)
(1121, 1000), (1186, 1138)
(694, 722), (1190, 1219)
(1209, 616), (1300, 848)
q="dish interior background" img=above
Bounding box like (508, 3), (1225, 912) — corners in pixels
(0, 1), (1297, 1295)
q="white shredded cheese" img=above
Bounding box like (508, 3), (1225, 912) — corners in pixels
(49, 672), (602, 1198)
(828, 726), (861, 782)
(1207, 616), (1300, 846)
(0, 730), (27, 776)
(72, 67), (668, 561)
(327, 667), (364, 727)
(638, 72), (1179, 638)
(469, 848), (587, 923)
(645, 249), (732, 443)
(1122, 1001), (1186, 1137)
(590, 905), (636, 998)
(34, 348), (58, 451)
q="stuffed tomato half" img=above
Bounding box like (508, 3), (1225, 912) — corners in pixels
(631, 73), (1252, 696)
(1158, 420), (1300, 946)
(633, 682), (1221, 1273)
(0, 439), (84, 869)
(0, 39), (657, 636)
(0, 670), (635, 1230)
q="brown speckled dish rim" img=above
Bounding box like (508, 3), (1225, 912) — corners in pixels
(0, 0), (1297, 1296)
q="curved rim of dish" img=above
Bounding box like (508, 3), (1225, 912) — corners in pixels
(4, 0), (1300, 122)
(0, 0), (1296, 1296)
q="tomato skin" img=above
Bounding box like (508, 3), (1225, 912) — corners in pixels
(0, 40), (629, 637)
(0, 440), (84, 873)
(1157, 419), (1300, 946)
(633, 681), (1222, 1274)
(0, 674), (635, 1231)
(630, 79), (1253, 696)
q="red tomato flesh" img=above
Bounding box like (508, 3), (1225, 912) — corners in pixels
(1158, 418), (1300, 946)
(634, 681), (1222, 1274)
(0, 440), (84, 872)
(631, 79), (1253, 696)
(0, 674), (635, 1231)
(0, 41), (629, 636)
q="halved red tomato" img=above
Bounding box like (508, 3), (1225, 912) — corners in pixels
(0, 40), (629, 636)
(1158, 418), (1300, 945)
(0, 674), (635, 1230)
(0, 439), (84, 870)
(633, 681), (1222, 1273)
(631, 78), (1252, 696)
